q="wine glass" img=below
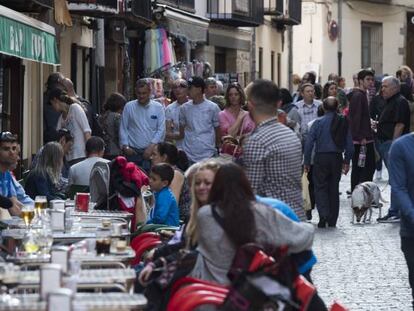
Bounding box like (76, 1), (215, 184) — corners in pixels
(21, 205), (35, 229)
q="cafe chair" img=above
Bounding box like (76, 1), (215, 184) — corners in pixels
(167, 284), (227, 311)
(130, 232), (160, 251)
(330, 302), (349, 311)
(131, 237), (162, 266)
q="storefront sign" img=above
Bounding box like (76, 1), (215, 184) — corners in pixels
(0, 14), (59, 64)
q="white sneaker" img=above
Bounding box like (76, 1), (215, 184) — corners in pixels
(375, 170), (382, 181)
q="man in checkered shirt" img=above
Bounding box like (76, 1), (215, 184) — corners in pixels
(243, 80), (305, 220)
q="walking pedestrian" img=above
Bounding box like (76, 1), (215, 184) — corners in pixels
(243, 79), (305, 220)
(295, 83), (322, 141)
(376, 76), (410, 223)
(348, 68), (376, 191)
(304, 97), (353, 228)
(99, 92), (126, 159)
(119, 78), (165, 172)
(48, 88), (91, 164)
(388, 133), (414, 308)
(178, 76), (221, 164)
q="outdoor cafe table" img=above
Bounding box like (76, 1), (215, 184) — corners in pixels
(1, 228), (130, 243)
(6, 247), (136, 269)
(1, 268), (136, 292)
(0, 293), (147, 310)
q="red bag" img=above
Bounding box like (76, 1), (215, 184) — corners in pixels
(220, 136), (242, 159)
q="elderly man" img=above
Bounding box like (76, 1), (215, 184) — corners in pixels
(376, 76), (410, 223)
(295, 83), (322, 141)
(120, 79), (165, 172)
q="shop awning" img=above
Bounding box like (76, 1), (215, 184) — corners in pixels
(158, 5), (209, 43)
(0, 5), (59, 65)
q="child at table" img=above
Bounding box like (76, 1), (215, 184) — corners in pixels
(146, 163), (179, 227)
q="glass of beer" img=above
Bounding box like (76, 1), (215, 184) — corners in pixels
(35, 196), (48, 216)
(21, 205), (35, 229)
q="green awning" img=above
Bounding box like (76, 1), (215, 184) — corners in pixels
(0, 4), (59, 65)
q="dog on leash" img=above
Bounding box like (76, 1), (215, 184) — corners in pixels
(351, 181), (387, 224)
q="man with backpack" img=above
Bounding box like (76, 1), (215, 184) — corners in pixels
(304, 97), (354, 228)
(61, 78), (105, 138)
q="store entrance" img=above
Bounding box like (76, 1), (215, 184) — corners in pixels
(0, 54), (25, 177)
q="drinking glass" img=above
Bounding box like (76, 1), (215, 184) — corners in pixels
(21, 205), (35, 229)
(34, 196), (48, 216)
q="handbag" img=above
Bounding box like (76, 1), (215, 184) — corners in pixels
(220, 116), (245, 159)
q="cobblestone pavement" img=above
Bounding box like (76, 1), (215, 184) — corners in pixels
(310, 169), (412, 310)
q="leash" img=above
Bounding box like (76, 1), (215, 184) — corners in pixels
(379, 182), (389, 192)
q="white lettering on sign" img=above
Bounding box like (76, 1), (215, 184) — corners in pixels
(10, 26), (23, 53)
(31, 34), (45, 59)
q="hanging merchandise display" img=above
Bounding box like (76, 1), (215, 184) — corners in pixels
(144, 28), (176, 76)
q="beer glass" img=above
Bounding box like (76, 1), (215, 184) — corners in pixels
(21, 205), (35, 229)
(35, 196), (48, 216)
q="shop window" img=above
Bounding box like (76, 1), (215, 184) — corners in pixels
(361, 22), (383, 74)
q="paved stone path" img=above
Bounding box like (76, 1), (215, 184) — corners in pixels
(311, 170), (412, 310)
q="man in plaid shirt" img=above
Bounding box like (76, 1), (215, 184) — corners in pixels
(243, 80), (305, 220)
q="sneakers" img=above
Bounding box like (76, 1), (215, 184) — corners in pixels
(377, 214), (400, 223)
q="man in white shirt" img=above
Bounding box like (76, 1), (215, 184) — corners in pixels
(178, 76), (221, 164)
(68, 136), (109, 186)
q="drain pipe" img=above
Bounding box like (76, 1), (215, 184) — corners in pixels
(338, 0), (343, 76)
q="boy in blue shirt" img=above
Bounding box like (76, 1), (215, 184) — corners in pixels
(147, 163), (179, 226)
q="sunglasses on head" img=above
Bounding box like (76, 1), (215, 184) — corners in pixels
(0, 131), (15, 140)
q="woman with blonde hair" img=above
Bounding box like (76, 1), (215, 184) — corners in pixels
(25, 142), (66, 201)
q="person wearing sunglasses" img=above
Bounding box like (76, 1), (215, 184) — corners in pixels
(165, 79), (188, 149)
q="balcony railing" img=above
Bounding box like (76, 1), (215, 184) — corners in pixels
(0, 0), (53, 12)
(156, 0), (195, 13)
(67, 0), (119, 16)
(207, 0), (264, 27)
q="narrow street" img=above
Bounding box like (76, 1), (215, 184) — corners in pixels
(312, 170), (412, 310)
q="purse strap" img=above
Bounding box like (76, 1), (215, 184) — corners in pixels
(211, 205), (226, 229)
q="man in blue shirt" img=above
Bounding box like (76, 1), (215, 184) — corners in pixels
(389, 133), (414, 307)
(0, 132), (32, 216)
(304, 97), (353, 228)
(120, 79), (165, 172)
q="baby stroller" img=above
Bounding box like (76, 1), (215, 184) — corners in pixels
(90, 156), (149, 230)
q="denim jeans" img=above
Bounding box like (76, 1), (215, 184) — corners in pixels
(377, 140), (399, 217)
(377, 140), (392, 169)
(401, 236), (414, 309)
(126, 148), (151, 174)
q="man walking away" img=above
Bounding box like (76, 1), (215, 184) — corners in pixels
(243, 79), (305, 220)
(304, 97), (353, 228)
(388, 133), (414, 309)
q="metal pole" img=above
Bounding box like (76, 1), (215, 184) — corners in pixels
(338, 0), (343, 76)
(288, 26), (293, 92)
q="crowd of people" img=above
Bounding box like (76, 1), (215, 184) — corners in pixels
(0, 64), (414, 309)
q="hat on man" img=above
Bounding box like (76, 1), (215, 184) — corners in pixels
(188, 76), (206, 89)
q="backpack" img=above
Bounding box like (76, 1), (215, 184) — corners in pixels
(77, 97), (106, 138)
